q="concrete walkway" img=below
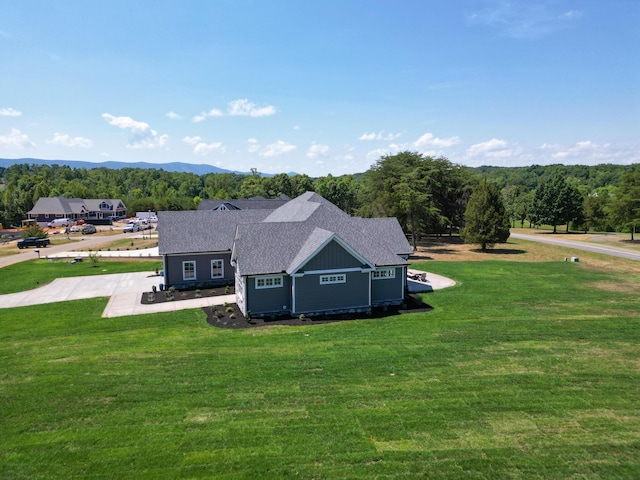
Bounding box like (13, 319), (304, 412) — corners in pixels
(1, 245), (456, 317)
(407, 269), (456, 292)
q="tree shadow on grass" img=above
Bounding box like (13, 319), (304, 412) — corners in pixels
(469, 248), (527, 255)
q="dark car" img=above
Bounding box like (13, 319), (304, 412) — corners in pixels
(81, 224), (97, 235)
(18, 237), (50, 249)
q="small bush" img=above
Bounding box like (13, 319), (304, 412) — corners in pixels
(229, 313), (235, 319)
(225, 285), (230, 294)
(226, 306), (234, 313)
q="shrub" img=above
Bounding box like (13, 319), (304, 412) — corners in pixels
(226, 306), (234, 313)
(229, 313), (235, 319)
(225, 285), (230, 294)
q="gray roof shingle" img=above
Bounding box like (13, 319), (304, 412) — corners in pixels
(160, 191), (412, 274)
(158, 210), (271, 255)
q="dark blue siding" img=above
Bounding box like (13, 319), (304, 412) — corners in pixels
(246, 276), (292, 316)
(300, 240), (364, 272)
(371, 267), (405, 305)
(294, 271), (369, 314)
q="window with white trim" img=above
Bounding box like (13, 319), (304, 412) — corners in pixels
(211, 259), (224, 279)
(182, 261), (196, 281)
(320, 274), (346, 285)
(255, 276), (283, 289)
(372, 268), (395, 280)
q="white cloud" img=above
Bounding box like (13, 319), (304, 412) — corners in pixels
(193, 142), (225, 156)
(259, 140), (296, 157)
(0, 128), (35, 149)
(102, 113), (168, 149)
(467, 2), (582, 39)
(228, 98), (276, 117)
(48, 132), (93, 148)
(358, 131), (402, 141)
(307, 143), (329, 159)
(413, 132), (461, 148)
(192, 99), (277, 122)
(165, 111), (182, 120)
(183, 136), (203, 146)
(183, 135), (224, 155)
(0, 107), (22, 117)
(366, 146), (401, 160)
(539, 140), (639, 164)
(466, 138), (514, 158)
(192, 108), (223, 123)
(247, 138), (261, 153)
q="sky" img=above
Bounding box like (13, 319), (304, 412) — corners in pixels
(1, 0), (638, 177)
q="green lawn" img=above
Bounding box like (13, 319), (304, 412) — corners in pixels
(0, 259), (162, 294)
(1, 261), (638, 478)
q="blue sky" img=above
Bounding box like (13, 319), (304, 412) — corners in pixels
(1, 0), (638, 176)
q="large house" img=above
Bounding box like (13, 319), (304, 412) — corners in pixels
(28, 197), (127, 224)
(159, 192), (412, 318)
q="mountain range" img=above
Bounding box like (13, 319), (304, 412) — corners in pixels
(0, 158), (256, 176)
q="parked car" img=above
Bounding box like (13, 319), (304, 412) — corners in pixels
(69, 225), (80, 233)
(82, 224), (97, 235)
(123, 223), (141, 233)
(18, 237), (50, 249)
(47, 218), (69, 228)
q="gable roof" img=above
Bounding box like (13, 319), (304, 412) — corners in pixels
(198, 194), (291, 211)
(158, 209), (271, 255)
(160, 191), (412, 274)
(83, 199), (126, 211)
(28, 197), (87, 215)
(28, 197), (126, 215)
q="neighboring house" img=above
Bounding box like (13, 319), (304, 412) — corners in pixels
(28, 197), (127, 224)
(198, 194), (291, 211)
(159, 192), (412, 318)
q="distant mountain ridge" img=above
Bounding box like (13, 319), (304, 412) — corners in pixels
(0, 158), (249, 175)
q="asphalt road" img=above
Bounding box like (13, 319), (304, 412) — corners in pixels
(0, 233), (131, 269)
(510, 233), (640, 262)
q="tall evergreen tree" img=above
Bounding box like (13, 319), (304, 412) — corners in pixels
(461, 180), (510, 251)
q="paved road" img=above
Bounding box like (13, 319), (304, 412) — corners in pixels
(510, 233), (640, 262)
(0, 232), (133, 268)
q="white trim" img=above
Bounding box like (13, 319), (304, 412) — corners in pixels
(210, 259), (224, 279)
(372, 268), (396, 280)
(255, 275), (283, 289)
(182, 260), (196, 281)
(320, 273), (346, 285)
(294, 266), (368, 277)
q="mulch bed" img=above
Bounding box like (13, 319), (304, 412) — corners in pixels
(140, 285), (235, 304)
(140, 285), (432, 329)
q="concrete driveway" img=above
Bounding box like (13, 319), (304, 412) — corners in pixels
(0, 271), (235, 318)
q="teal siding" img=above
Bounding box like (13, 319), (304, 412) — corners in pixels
(246, 275), (292, 316)
(371, 267), (405, 305)
(294, 271), (369, 314)
(300, 240), (364, 272)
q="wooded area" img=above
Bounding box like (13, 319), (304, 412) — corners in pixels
(1, 157), (639, 240)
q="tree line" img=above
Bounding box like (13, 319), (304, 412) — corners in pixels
(1, 156), (639, 243)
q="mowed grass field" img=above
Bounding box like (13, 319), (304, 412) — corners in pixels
(1, 239), (639, 478)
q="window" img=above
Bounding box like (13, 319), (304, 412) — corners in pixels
(372, 268), (395, 280)
(255, 276), (283, 289)
(320, 274), (346, 285)
(182, 261), (196, 281)
(211, 259), (224, 279)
